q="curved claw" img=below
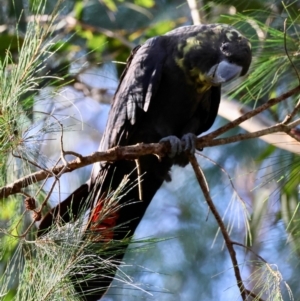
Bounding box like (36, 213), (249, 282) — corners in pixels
(160, 133), (197, 157)
(160, 135), (182, 158)
(181, 133), (197, 154)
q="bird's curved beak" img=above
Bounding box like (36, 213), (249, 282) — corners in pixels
(207, 60), (243, 85)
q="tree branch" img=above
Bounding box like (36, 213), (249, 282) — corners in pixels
(0, 143), (169, 199)
(188, 154), (247, 301)
(197, 118), (300, 149)
(218, 98), (300, 154)
(2, 117), (300, 199)
(202, 85), (300, 141)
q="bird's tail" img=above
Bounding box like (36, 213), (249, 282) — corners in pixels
(36, 160), (145, 300)
(37, 183), (90, 237)
(37, 156), (168, 300)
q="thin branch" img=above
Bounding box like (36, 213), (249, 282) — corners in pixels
(187, 154), (247, 301)
(245, 289), (265, 301)
(282, 98), (300, 124)
(12, 151), (50, 174)
(231, 241), (267, 263)
(21, 177), (59, 238)
(218, 98), (300, 154)
(0, 142), (169, 199)
(2, 116), (300, 199)
(283, 19), (300, 84)
(196, 152), (248, 206)
(281, 19), (300, 125)
(201, 85), (300, 142)
(197, 118), (300, 149)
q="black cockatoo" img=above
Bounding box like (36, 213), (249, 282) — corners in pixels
(38, 24), (251, 300)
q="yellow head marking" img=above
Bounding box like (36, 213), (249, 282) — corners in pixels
(211, 25), (224, 33)
(177, 36), (202, 56)
(186, 36), (201, 46)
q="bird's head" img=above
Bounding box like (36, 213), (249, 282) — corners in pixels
(170, 24), (252, 92)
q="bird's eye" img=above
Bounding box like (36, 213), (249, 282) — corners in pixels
(221, 42), (229, 52)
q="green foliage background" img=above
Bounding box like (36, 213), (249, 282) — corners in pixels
(1, 0), (300, 300)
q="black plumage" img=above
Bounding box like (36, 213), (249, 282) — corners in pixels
(38, 24), (251, 300)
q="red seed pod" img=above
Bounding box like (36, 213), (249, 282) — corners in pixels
(32, 211), (42, 222)
(24, 197), (36, 210)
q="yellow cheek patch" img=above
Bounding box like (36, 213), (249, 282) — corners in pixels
(190, 68), (212, 93)
(189, 66), (201, 77)
(175, 58), (212, 93)
(195, 76), (211, 93)
(175, 57), (184, 69)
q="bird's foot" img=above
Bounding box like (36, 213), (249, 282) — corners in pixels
(160, 136), (182, 157)
(160, 133), (197, 158)
(181, 133), (197, 154)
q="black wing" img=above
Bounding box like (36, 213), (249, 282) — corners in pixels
(99, 36), (167, 151)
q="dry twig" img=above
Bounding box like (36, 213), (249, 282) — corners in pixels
(188, 154), (264, 301)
